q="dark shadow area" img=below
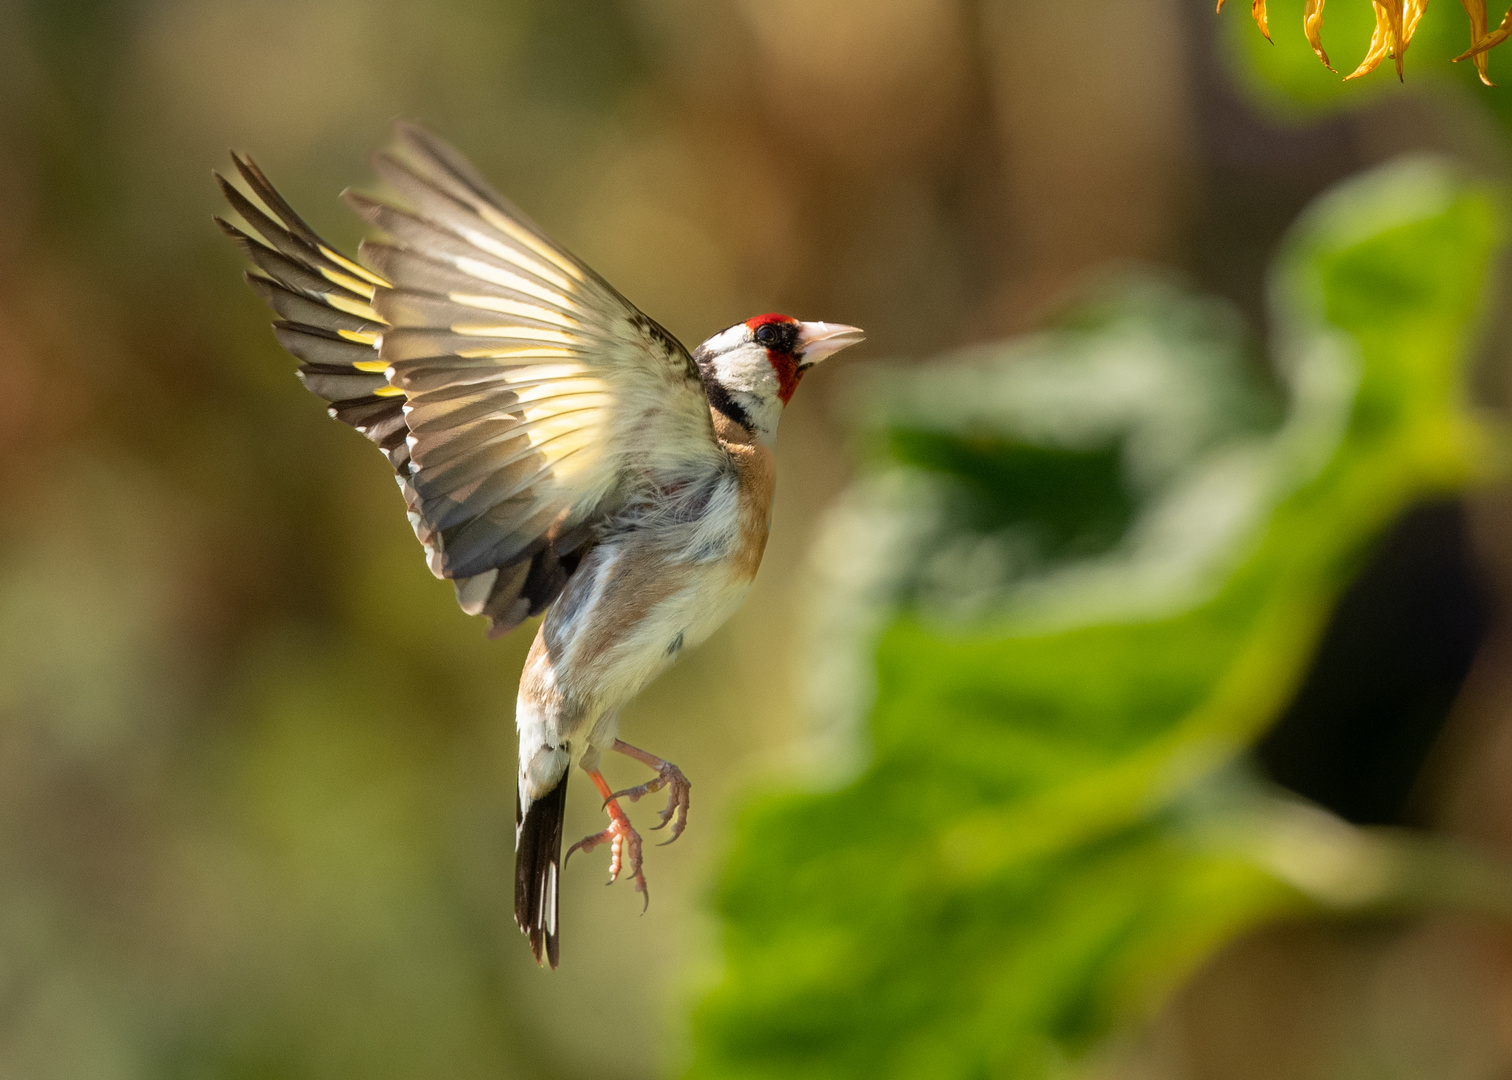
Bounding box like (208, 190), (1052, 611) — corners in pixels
(1259, 499), (1497, 825)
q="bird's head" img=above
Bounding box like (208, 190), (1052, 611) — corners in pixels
(693, 314), (864, 443)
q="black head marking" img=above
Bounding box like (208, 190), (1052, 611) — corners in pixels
(753, 320), (799, 354)
(699, 367), (752, 429)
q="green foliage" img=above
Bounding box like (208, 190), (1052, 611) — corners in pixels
(885, 432), (1134, 558)
(688, 160), (1507, 1079)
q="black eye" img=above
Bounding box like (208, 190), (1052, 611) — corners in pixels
(754, 324), (779, 346)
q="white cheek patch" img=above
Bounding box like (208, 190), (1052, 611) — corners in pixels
(705, 324), (748, 353)
(713, 343), (778, 395)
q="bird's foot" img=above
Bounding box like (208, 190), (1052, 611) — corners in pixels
(565, 795), (647, 909)
(607, 761), (691, 845)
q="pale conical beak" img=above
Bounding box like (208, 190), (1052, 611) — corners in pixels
(796, 321), (865, 369)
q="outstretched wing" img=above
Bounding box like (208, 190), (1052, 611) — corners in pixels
(217, 123), (725, 636)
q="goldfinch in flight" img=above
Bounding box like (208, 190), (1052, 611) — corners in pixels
(215, 123), (863, 968)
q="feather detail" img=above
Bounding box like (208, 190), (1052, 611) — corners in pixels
(515, 770), (568, 969)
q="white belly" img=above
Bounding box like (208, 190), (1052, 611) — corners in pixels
(514, 554), (751, 800)
(562, 545), (752, 716)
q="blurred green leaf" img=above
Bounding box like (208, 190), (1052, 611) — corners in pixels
(885, 432), (1134, 557)
(688, 159), (1507, 1080)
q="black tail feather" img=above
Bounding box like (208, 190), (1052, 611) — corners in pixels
(515, 771), (569, 968)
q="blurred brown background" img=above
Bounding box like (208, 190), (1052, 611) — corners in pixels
(6, 0), (1512, 1077)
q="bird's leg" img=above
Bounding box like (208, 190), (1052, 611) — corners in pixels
(605, 739), (691, 845)
(565, 769), (647, 909)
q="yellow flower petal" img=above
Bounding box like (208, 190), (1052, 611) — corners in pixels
(1385, 0), (1408, 81)
(1456, 21), (1512, 59)
(1345, 1), (1394, 80)
(1459, 0), (1492, 82)
(1217, 0), (1271, 42)
(1455, 1), (1512, 73)
(1344, 0), (1426, 82)
(1401, 0), (1429, 75)
(1305, 0), (1335, 71)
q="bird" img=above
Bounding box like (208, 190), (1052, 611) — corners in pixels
(214, 122), (864, 968)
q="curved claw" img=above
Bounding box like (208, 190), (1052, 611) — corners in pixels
(568, 802), (648, 903)
(564, 828), (607, 869)
(566, 825), (622, 879)
(605, 779), (664, 806)
(653, 779), (691, 846)
(610, 763), (692, 847)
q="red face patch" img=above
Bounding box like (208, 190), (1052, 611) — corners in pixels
(768, 353), (801, 404)
(744, 313), (794, 331)
(744, 313), (802, 405)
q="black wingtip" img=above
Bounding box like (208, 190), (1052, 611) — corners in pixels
(341, 188), (385, 226)
(228, 151), (328, 250)
(212, 214), (245, 241)
(228, 152), (262, 196)
(229, 149), (258, 182)
(390, 121), (513, 209)
(391, 120), (451, 166)
(212, 170), (239, 203)
(390, 118), (433, 155)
